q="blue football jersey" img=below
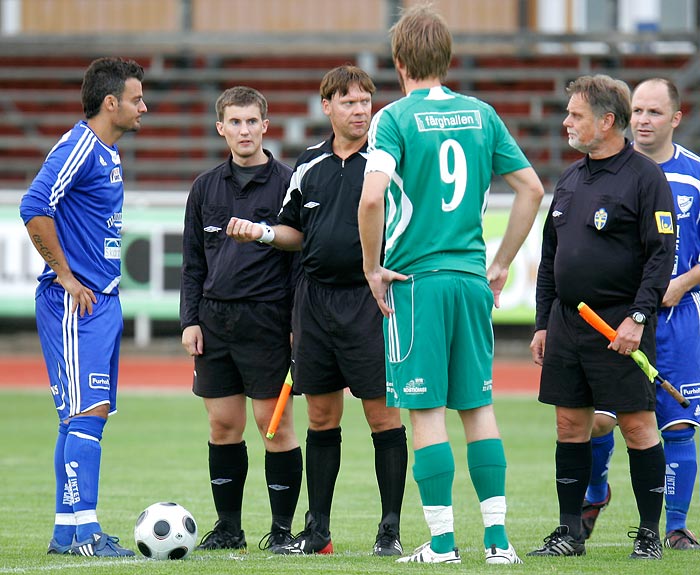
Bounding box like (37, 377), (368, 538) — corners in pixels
(19, 121), (124, 296)
(661, 144), (700, 305)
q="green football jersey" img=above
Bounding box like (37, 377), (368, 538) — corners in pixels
(367, 85), (530, 276)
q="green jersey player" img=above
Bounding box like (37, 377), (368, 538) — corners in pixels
(369, 90), (529, 278)
(358, 4), (544, 566)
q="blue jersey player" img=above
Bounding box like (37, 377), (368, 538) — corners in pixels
(19, 57), (147, 557)
(582, 78), (700, 550)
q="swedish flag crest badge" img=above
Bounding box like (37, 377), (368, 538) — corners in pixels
(594, 208), (608, 230)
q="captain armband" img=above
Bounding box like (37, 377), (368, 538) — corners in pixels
(257, 224), (276, 244)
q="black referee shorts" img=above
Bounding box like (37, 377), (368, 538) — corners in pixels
(538, 299), (656, 413)
(292, 275), (385, 399)
(193, 298), (291, 400)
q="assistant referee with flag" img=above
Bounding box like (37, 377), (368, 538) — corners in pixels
(528, 74), (676, 560)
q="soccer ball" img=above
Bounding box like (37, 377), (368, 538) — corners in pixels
(134, 502), (198, 560)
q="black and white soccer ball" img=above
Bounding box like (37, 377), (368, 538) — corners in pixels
(134, 502), (198, 560)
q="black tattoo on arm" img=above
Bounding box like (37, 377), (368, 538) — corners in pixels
(32, 233), (61, 269)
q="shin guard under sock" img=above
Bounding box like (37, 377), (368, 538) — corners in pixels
(468, 438), (508, 549)
(209, 441), (248, 532)
(662, 428), (696, 533)
(586, 430), (614, 503)
(306, 427), (341, 523)
(65, 416), (106, 541)
(265, 447), (303, 531)
(555, 441), (592, 541)
(629, 442), (665, 537)
(413, 442), (455, 554)
(53, 422), (75, 545)
(372, 425), (407, 526)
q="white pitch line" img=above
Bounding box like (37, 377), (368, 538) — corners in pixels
(0, 559), (148, 574)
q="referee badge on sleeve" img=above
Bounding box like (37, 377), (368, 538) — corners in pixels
(654, 211), (674, 234)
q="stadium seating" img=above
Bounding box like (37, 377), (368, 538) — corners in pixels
(1, 51), (699, 193)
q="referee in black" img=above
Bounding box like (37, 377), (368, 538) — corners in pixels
(180, 86), (302, 554)
(528, 75), (675, 560)
(227, 65), (408, 557)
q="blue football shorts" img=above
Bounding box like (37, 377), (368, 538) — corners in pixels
(594, 297), (700, 429)
(36, 283), (123, 421)
(655, 299), (700, 429)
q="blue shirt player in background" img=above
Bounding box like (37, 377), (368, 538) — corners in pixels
(19, 57), (147, 557)
(581, 78), (700, 550)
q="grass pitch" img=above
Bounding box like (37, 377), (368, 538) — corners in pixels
(1, 388), (697, 574)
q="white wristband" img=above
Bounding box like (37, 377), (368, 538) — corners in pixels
(257, 224), (275, 244)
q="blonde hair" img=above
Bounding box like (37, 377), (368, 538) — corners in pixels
(390, 3), (452, 82)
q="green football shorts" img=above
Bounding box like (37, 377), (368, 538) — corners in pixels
(384, 270), (494, 410)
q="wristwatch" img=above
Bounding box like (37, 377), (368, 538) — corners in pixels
(630, 311), (647, 325)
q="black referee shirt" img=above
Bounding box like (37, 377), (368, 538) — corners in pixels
(535, 142), (676, 330)
(180, 150), (295, 329)
(279, 136), (370, 286)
